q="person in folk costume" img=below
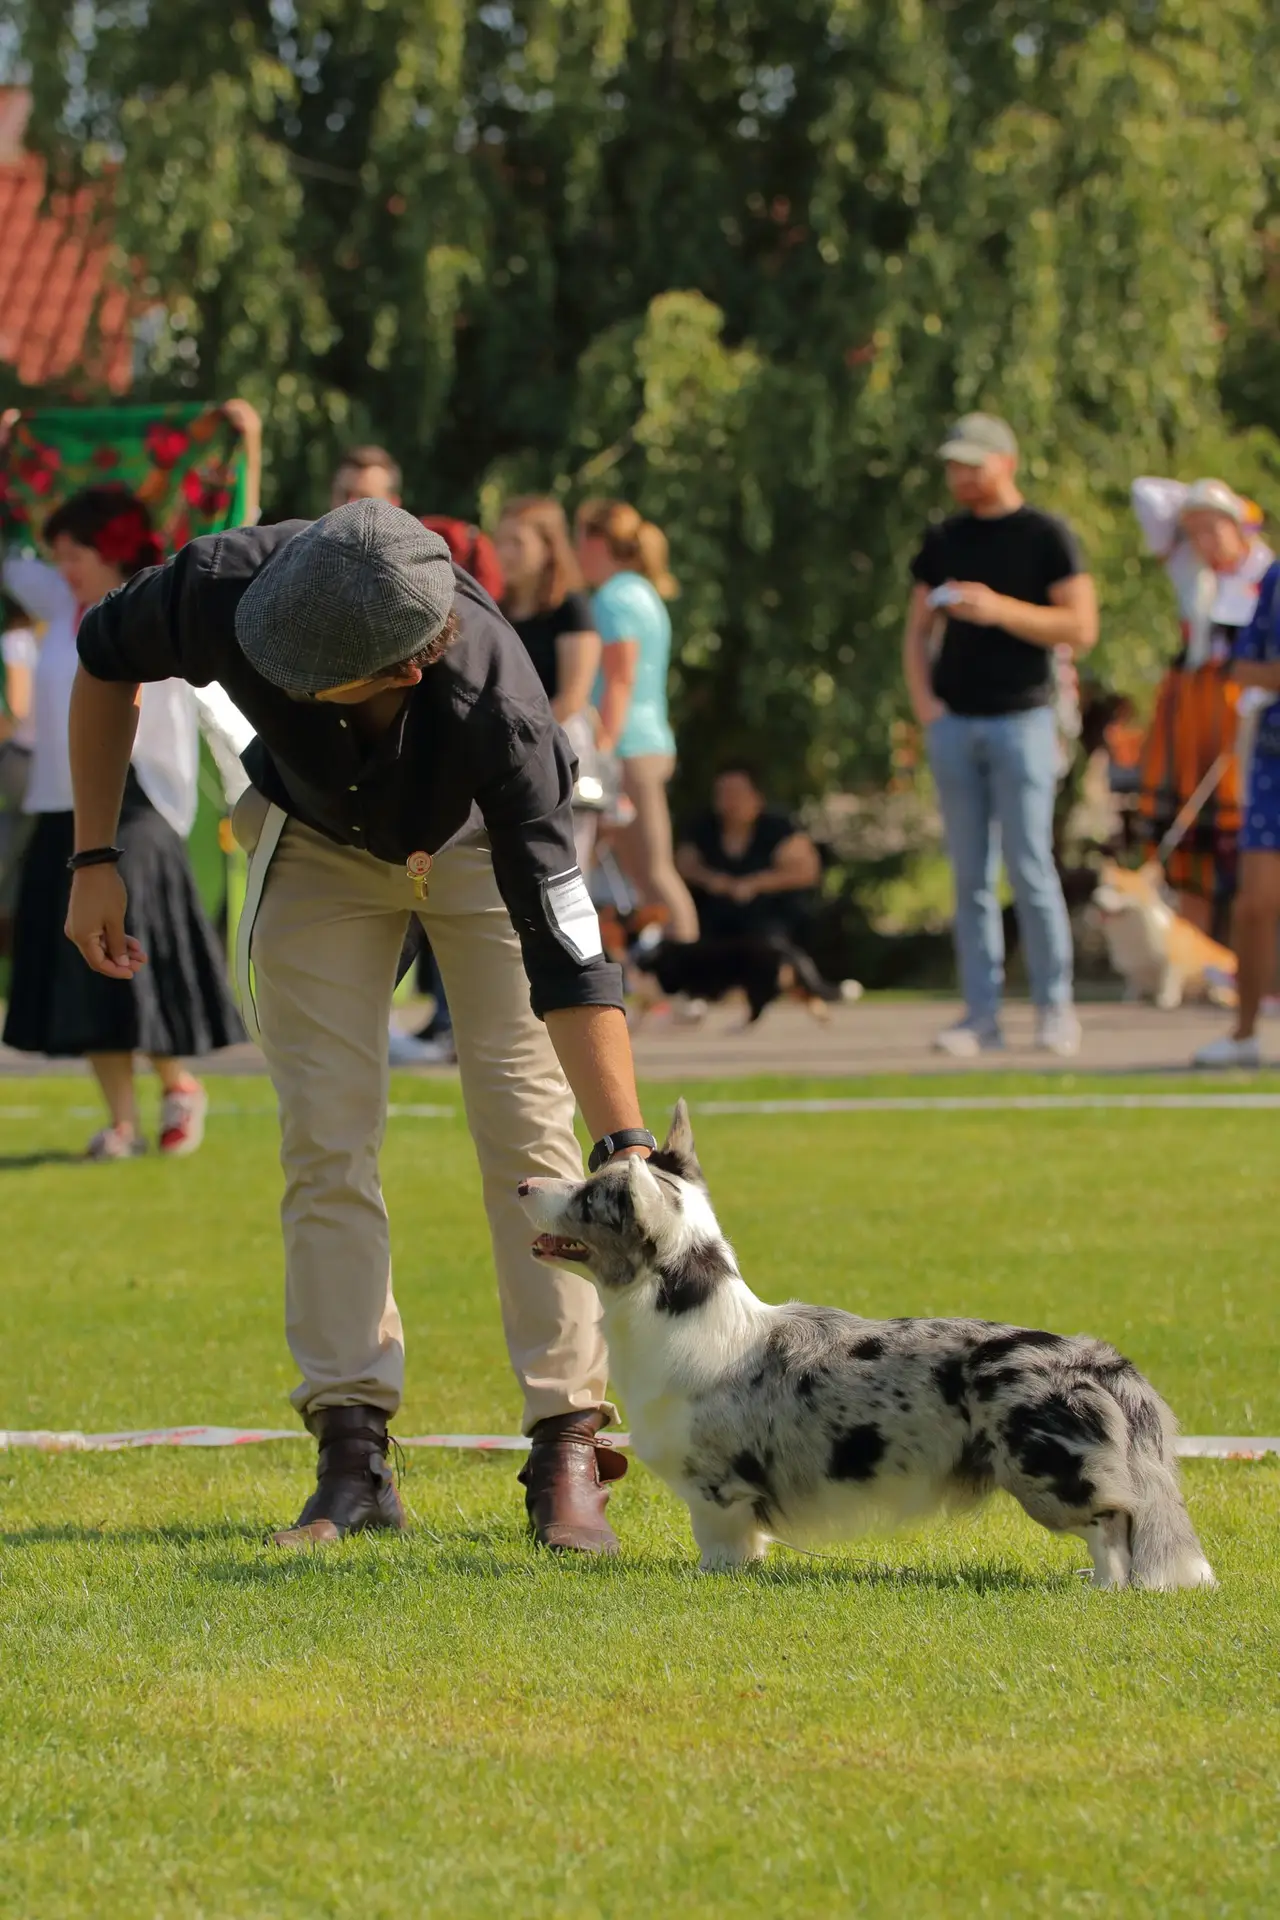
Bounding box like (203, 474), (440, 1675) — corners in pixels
(1132, 477), (1273, 933)
(0, 468), (251, 1158)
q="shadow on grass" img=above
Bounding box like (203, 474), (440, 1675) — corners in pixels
(0, 1522), (1079, 1595)
(0, 1150), (84, 1170)
(0, 1522), (270, 1549)
(193, 1539), (1069, 1596)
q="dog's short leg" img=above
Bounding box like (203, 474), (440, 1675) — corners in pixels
(1078, 1509), (1132, 1589)
(1154, 963), (1185, 1011)
(688, 1496), (769, 1573)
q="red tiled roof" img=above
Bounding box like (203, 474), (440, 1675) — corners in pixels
(0, 90), (133, 394)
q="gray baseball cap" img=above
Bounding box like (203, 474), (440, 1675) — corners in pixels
(235, 499), (456, 694)
(938, 412), (1019, 465)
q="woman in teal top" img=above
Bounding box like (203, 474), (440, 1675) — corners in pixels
(577, 500), (699, 941)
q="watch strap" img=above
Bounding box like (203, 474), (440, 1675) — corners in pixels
(66, 846), (124, 872)
(587, 1128), (657, 1173)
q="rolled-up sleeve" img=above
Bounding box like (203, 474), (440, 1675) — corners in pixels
(77, 537), (222, 686)
(478, 722), (625, 1019)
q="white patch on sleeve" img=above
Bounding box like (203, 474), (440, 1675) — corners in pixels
(541, 868), (604, 964)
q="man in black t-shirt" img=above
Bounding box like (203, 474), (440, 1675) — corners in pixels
(903, 414), (1098, 1056)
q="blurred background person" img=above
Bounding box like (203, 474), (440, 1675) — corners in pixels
(1194, 552), (1280, 1068)
(0, 588), (37, 937)
(393, 513), (506, 1066)
(496, 496), (602, 871)
(904, 413), (1097, 1058)
(327, 439), (507, 1066)
(1, 486), (244, 1158)
(330, 444), (403, 509)
(575, 498), (698, 942)
(1133, 476), (1273, 934)
(676, 762), (821, 945)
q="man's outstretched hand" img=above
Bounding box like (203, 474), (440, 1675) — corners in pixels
(65, 866), (147, 979)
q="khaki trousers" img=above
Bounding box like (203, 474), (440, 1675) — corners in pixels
(243, 808), (614, 1432)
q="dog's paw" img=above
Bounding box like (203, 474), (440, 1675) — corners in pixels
(697, 1543), (769, 1574)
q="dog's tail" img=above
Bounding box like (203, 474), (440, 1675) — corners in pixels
(1110, 1371), (1216, 1590)
(779, 943), (845, 1005)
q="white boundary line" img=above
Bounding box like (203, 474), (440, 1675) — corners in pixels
(6, 1092), (1280, 1124)
(0, 1102), (457, 1121)
(0, 1426), (1275, 1460)
(696, 1094), (1280, 1115)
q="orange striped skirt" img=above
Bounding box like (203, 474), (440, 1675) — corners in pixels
(1137, 661), (1242, 900)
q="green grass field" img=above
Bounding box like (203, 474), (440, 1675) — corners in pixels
(2, 1073), (1278, 1917)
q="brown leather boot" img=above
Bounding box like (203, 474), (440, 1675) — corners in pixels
(518, 1408), (628, 1555)
(271, 1405), (405, 1549)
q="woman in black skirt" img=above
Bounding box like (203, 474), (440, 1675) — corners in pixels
(2, 486), (244, 1158)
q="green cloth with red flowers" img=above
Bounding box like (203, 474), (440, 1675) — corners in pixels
(0, 404), (249, 556)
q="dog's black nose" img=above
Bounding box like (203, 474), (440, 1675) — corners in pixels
(517, 1179), (532, 1197)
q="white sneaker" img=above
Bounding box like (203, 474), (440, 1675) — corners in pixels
(388, 1029), (457, 1067)
(1192, 1033), (1261, 1069)
(933, 1019), (1003, 1058)
(1035, 1008), (1082, 1057)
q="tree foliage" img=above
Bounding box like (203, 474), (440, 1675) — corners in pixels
(12, 0), (1280, 799)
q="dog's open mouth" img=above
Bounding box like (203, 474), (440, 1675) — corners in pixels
(531, 1233), (591, 1264)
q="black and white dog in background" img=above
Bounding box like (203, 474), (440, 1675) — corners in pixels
(518, 1103), (1215, 1590)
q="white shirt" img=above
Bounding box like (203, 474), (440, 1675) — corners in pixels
(1, 554), (252, 833)
(1, 623), (38, 751)
(1130, 477), (1273, 666)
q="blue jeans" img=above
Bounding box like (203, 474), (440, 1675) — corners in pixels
(927, 707), (1073, 1026)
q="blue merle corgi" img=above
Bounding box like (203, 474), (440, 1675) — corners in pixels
(518, 1102), (1215, 1589)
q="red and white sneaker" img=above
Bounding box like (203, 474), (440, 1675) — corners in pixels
(158, 1079), (208, 1157)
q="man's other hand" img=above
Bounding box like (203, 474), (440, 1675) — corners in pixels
(947, 581), (1008, 626)
(65, 866), (147, 979)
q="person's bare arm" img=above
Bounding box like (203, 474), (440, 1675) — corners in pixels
(675, 840), (732, 894)
(737, 831), (821, 900)
(545, 1005), (648, 1151)
(551, 629), (602, 724)
(902, 583), (945, 726)
(596, 638), (638, 749)
(3, 658), (31, 724)
(1232, 659), (1280, 692)
(0, 657), (30, 744)
(946, 574), (1099, 654)
(64, 667), (145, 980)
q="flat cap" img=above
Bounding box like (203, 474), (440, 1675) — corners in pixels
(235, 498), (456, 694)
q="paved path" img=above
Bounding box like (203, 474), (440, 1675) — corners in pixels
(0, 996), (1263, 1081)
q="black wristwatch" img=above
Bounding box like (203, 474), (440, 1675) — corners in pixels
(588, 1128), (657, 1173)
(66, 846), (124, 872)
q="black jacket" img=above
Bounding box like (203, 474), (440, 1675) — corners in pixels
(77, 521), (623, 1018)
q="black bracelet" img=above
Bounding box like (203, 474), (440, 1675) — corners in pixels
(587, 1128), (657, 1173)
(66, 846), (124, 872)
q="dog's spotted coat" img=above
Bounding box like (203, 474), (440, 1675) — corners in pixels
(519, 1104), (1215, 1589)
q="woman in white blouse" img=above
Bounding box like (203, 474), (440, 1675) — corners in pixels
(1132, 476), (1274, 930)
(1, 487), (247, 1158)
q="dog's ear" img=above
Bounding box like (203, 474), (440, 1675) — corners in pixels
(650, 1097), (704, 1186)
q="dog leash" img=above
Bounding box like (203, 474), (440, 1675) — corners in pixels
(1153, 703), (1260, 867)
(1154, 752), (1232, 866)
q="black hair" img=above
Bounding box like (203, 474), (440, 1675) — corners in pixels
(43, 486), (160, 579)
(715, 759), (765, 792)
(388, 608), (460, 676)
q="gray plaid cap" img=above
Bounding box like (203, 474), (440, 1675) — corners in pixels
(234, 499), (456, 694)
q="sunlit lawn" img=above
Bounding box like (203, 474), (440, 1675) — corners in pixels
(1, 1073), (1277, 1916)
